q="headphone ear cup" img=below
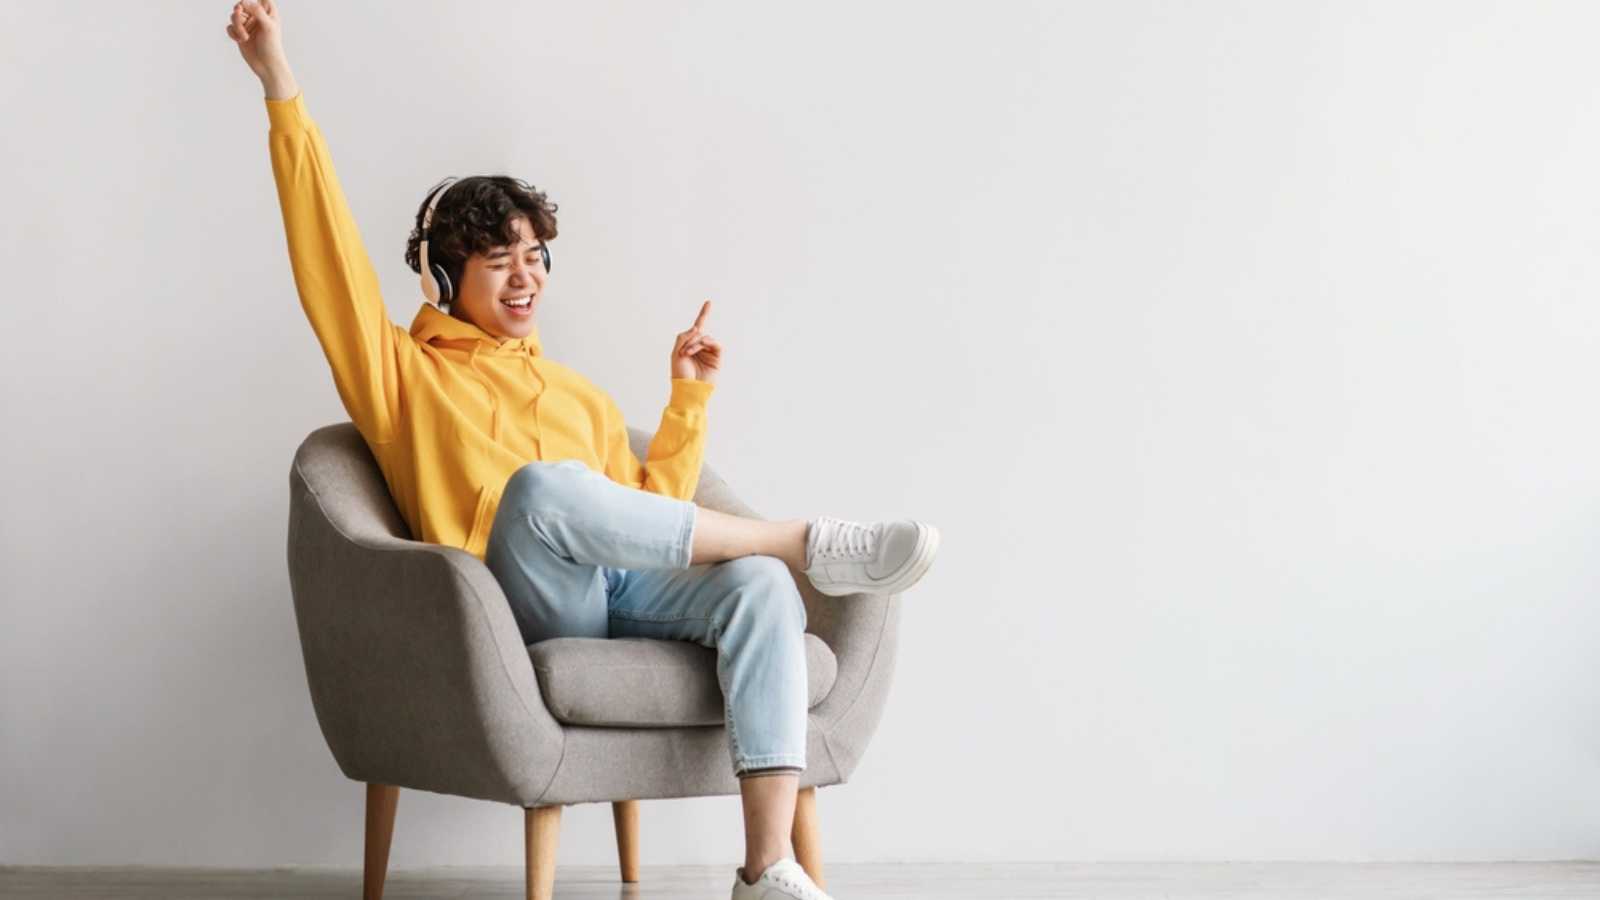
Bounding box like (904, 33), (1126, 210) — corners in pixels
(541, 242), (551, 274)
(429, 262), (455, 305)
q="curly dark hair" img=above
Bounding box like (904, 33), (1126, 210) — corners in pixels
(403, 175), (559, 293)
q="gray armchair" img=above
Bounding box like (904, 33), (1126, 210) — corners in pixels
(285, 422), (903, 900)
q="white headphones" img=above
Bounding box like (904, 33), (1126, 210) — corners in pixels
(418, 177), (551, 314)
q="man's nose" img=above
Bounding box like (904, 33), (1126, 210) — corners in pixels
(509, 263), (543, 286)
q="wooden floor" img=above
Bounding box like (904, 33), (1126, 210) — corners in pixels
(2, 862), (1598, 899)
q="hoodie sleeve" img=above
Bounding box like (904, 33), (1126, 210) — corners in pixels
(265, 91), (401, 444)
(603, 378), (716, 500)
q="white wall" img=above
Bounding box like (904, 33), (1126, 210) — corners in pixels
(4, 0), (1599, 867)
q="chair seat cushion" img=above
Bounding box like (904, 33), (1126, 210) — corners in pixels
(528, 634), (838, 727)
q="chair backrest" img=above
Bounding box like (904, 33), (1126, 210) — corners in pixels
(289, 423), (413, 547)
(289, 422), (756, 560)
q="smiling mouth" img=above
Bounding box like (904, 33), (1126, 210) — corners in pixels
(501, 296), (535, 309)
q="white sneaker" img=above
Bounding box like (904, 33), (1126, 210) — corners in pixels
(802, 515), (940, 597)
(731, 856), (834, 900)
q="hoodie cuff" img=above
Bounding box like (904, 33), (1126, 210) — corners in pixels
(668, 378), (715, 409)
(265, 91), (310, 132)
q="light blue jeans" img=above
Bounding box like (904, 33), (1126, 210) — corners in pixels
(484, 459), (809, 777)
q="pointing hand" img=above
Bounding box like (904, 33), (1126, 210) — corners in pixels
(670, 300), (722, 385)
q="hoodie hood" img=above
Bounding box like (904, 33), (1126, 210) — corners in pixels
(409, 301), (543, 357)
(408, 301), (546, 442)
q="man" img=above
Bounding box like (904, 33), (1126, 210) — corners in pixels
(230, 3), (938, 896)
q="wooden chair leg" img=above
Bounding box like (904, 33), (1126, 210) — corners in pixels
(363, 783), (400, 900)
(611, 799), (641, 882)
(525, 803), (563, 900)
(792, 785), (825, 889)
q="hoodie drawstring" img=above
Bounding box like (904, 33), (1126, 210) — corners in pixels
(464, 342), (546, 443)
(524, 352), (545, 412)
(467, 344), (501, 441)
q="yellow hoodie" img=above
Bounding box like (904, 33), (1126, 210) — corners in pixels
(265, 91), (714, 561)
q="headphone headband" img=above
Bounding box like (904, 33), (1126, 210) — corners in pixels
(421, 177), (458, 236)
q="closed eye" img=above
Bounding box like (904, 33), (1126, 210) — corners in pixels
(490, 257), (543, 271)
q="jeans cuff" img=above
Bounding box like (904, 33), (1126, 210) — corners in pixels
(734, 754), (807, 777)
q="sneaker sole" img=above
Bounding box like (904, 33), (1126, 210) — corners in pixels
(812, 522), (940, 597)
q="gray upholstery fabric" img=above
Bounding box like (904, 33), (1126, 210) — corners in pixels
(530, 635), (838, 727)
(286, 422), (903, 808)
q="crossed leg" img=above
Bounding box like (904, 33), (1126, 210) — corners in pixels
(690, 505), (809, 570)
(484, 459), (814, 882)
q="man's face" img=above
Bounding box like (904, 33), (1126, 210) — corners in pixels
(452, 215), (548, 342)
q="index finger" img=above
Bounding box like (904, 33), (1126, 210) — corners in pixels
(692, 300), (711, 330)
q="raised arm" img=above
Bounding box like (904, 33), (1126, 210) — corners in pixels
(602, 379), (716, 500)
(228, 1), (402, 443)
(602, 300), (722, 496)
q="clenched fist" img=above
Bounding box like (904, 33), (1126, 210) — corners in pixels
(671, 300), (722, 385)
(224, 0), (293, 91)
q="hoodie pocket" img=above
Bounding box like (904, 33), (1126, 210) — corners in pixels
(465, 484), (502, 557)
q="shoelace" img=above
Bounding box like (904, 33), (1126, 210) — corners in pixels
(813, 518), (881, 562)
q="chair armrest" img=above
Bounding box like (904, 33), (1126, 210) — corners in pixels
(625, 426), (903, 782)
(287, 442), (565, 807)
